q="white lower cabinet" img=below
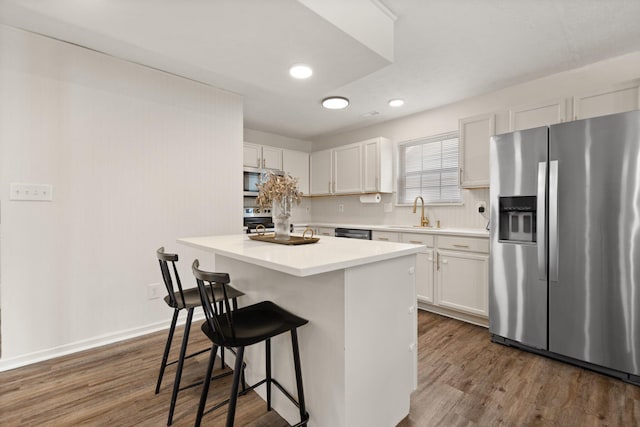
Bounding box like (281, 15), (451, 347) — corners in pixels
(435, 249), (489, 317)
(400, 233), (434, 304)
(372, 231), (400, 242)
(315, 227), (334, 237)
(400, 232), (489, 325)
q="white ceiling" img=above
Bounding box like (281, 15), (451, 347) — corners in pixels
(2, 0), (640, 140)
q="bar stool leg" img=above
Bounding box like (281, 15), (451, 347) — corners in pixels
(226, 346), (245, 427)
(156, 309), (179, 394)
(291, 329), (307, 423)
(195, 344), (218, 427)
(266, 338), (272, 411)
(167, 307), (194, 426)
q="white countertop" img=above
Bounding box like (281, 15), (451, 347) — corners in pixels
(300, 223), (490, 238)
(178, 234), (425, 277)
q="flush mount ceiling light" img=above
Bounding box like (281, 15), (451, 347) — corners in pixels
(289, 64), (313, 79)
(388, 98), (405, 107)
(322, 96), (350, 110)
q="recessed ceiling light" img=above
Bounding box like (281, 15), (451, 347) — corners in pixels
(289, 64), (313, 79)
(322, 96), (349, 110)
(388, 98), (405, 107)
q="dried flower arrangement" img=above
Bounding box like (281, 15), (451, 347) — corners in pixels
(256, 170), (303, 209)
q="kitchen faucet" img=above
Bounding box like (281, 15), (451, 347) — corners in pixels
(412, 196), (430, 227)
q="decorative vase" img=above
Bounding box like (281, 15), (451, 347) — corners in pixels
(272, 196), (292, 241)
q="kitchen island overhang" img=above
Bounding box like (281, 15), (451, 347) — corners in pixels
(178, 234), (425, 427)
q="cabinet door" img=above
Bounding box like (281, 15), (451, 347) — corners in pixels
(459, 113), (495, 188)
(362, 140), (380, 192)
(573, 83), (640, 120)
(334, 143), (362, 194)
(436, 249), (489, 317)
(283, 149), (310, 195)
(310, 149), (333, 195)
(416, 250), (434, 304)
(509, 99), (567, 131)
(243, 143), (261, 168)
(261, 146), (283, 170)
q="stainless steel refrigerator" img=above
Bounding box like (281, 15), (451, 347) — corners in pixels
(489, 109), (640, 384)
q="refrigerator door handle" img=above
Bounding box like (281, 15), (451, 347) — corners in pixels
(549, 160), (559, 282)
(537, 162), (547, 280)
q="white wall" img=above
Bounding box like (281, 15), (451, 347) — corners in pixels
(310, 52), (640, 229)
(0, 25), (243, 369)
(244, 128), (312, 152)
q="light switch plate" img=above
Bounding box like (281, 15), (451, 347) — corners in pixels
(10, 183), (53, 201)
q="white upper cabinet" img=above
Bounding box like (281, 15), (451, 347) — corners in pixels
(243, 142), (262, 168)
(310, 137), (393, 196)
(459, 113), (495, 188)
(261, 145), (283, 170)
(362, 137), (393, 193)
(282, 149), (310, 195)
(243, 142), (282, 170)
(509, 99), (567, 131)
(333, 143), (362, 194)
(573, 82), (640, 120)
(310, 149), (333, 195)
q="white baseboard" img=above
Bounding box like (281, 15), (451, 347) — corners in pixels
(0, 312), (206, 372)
(417, 302), (489, 328)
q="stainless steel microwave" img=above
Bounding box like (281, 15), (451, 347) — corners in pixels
(243, 167), (262, 196)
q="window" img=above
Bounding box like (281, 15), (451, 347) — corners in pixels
(397, 132), (462, 204)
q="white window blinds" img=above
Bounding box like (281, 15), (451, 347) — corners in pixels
(398, 133), (462, 204)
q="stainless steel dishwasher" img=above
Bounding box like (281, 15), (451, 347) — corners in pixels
(334, 227), (372, 240)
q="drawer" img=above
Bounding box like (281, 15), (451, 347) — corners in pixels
(400, 233), (434, 248)
(316, 227), (334, 237)
(372, 231), (400, 242)
(437, 235), (489, 253)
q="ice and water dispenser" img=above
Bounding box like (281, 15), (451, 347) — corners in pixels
(498, 196), (537, 243)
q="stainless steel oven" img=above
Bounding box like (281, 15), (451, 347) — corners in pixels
(243, 207), (273, 234)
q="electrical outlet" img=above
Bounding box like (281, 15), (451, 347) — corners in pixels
(476, 201), (487, 214)
(338, 204), (344, 213)
(147, 283), (163, 300)
(10, 183), (53, 201)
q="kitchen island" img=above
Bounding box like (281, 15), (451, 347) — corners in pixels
(177, 234), (425, 427)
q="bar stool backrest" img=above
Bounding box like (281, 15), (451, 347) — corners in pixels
(192, 259), (235, 343)
(156, 247), (186, 308)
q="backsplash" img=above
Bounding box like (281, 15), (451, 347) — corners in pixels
(305, 188), (490, 230)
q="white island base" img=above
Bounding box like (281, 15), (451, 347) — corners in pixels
(178, 235), (421, 427)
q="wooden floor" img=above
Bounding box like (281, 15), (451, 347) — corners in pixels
(1, 311), (639, 426)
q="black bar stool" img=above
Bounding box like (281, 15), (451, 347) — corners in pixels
(192, 259), (310, 427)
(155, 247), (245, 425)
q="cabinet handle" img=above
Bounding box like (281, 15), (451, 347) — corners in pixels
(453, 244), (470, 248)
(263, 158), (266, 168)
(409, 240), (422, 244)
(378, 237), (389, 241)
(459, 167), (463, 184)
(328, 181), (331, 193)
(437, 252), (440, 271)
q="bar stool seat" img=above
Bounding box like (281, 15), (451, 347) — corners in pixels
(155, 247), (244, 426)
(192, 259), (310, 427)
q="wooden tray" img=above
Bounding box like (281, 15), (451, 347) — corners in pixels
(248, 234), (320, 245)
